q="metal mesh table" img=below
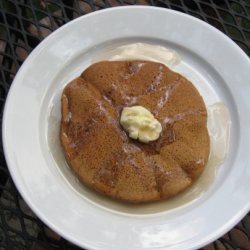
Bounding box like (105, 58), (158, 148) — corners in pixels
(0, 1), (249, 249)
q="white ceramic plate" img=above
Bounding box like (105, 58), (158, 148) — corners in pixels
(3, 6), (250, 250)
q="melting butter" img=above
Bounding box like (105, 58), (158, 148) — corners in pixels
(207, 102), (231, 165)
(98, 42), (181, 67)
(120, 106), (162, 143)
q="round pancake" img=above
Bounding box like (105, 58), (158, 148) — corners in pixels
(60, 61), (210, 203)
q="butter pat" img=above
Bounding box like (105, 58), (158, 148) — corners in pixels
(120, 106), (162, 143)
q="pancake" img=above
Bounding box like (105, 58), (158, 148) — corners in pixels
(60, 61), (210, 203)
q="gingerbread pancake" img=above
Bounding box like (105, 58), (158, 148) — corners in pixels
(60, 61), (210, 203)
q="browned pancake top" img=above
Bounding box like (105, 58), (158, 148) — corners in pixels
(60, 61), (210, 203)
